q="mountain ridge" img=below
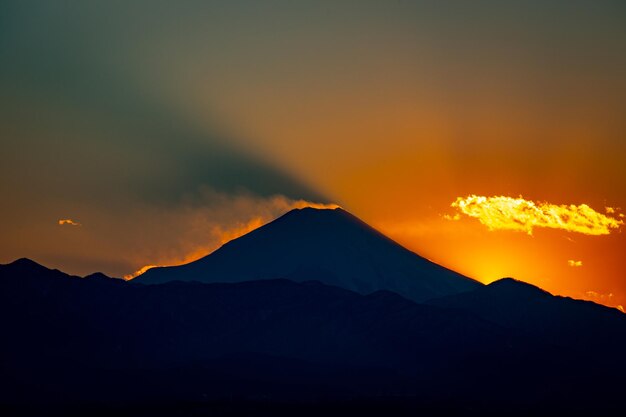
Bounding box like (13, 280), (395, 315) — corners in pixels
(2, 257), (626, 414)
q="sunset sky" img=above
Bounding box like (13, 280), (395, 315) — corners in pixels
(1, 1), (625, 309)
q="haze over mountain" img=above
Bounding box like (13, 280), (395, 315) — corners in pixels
(136, 207), (480, 302)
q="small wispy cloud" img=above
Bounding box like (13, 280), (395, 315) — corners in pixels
(583, 291), (624, 313)
(451, 195), (623, 236)
(58, 219), (81, 226)
(567, 260), (583, 267)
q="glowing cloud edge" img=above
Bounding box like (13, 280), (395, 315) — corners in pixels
(58, 219), (81, 226)
(125, 199), (340, 280)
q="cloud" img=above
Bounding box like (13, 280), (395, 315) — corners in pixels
(58, 219), (81, 226)
(567, 260), (582, 267)
(582, 291), (624, 313)
(123, 264), (157, 280)
(451, 195), (624, 236)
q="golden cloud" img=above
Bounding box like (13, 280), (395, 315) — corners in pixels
(567, 260), (583, 267)
(58, 219), (81, 226)
(451, 195), (623, 236)
(124, 264), (157, 280)
(290, 201), (341, 210)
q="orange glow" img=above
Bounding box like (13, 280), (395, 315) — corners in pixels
(377, 204), (626, 312)
(451, 195), (623, 236)
(214, 217), (265, 246)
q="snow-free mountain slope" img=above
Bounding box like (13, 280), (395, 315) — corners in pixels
(136, 207), (481, 302)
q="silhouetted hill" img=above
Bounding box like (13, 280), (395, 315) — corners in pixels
(428, 277), (626, 365)
(136, 207), (480, 302)
(4, 257), (68, 275)
(83, 271), (116, 281)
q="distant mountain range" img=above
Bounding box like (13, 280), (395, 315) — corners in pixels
(2, 208), (625, 415)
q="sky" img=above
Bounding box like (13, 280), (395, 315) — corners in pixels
(1, 1), (625, 309)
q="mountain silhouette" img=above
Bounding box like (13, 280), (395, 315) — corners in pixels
(2, 258), (626, 415)
(84, 271), (117, 280)
(135, 207), (480, 302)
(428, 277), (626, 364)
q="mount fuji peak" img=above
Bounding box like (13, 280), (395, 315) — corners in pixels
(134, 207), (481, 302)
